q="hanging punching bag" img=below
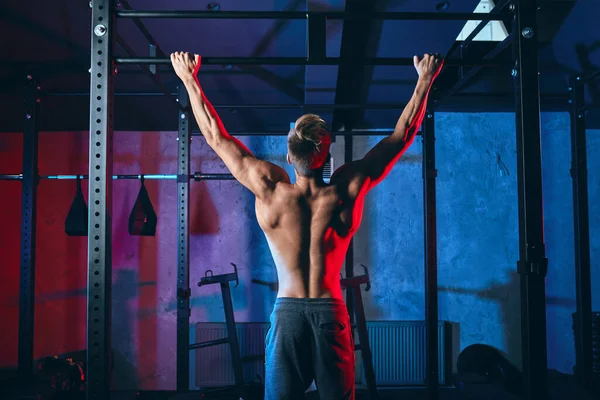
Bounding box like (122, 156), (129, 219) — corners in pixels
(65, 176), (88, 236)
(128, 177), (157, 236)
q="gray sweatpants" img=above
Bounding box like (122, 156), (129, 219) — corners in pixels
(264, 297), (355, 400)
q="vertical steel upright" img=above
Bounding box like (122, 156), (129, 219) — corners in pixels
(569, 75), (593, 390)
(87, 1), (115, 399)
(18, 75), (40, 388)
(344, 135), (356, 322)
(512, 1), (549, 399)
(422, 110), (438, 400)
(176, 85), (192, 392)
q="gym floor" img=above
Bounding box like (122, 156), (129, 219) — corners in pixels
(109, 385), (513, 400)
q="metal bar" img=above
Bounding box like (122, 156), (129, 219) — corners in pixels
(87, 1), (114, 399)
(513, 1), (548, 399)
(1, 174), (24, 180)
(115, 34), (181, 110)
(39, 96), (411, 109)
(220, 282), (245, 397)
(335, 0), (379, 331)
(581, 69), (599, 83)
(307, 13), (326, 63)
(188, 338), (229, 350)
(345, 135), (355, 325)
(115, 10), (507, 21)
(17, 75), (40, 392)
(40, 174), (177, 179)
(115, 56), (505, 67)
(570, 76), (594, 390)
(176, 85), (191, 392)
(353, 285), (378, 399)
(149, 44), (157, 75)
(434, 33), (514, 106)
(0, 173), (238, 181)
(446, 0), (511, 58)
(42, 91), (571, 101)
(193, 173), (236, 180)
(423, 110), (439, 400)
(119, 0), (168, 58)
(192, 129), (396, 137)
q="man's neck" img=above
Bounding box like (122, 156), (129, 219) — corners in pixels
(294, 173), (325, 193)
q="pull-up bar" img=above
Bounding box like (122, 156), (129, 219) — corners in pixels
(115, 10), (508, 21)
(114, 56), (505, 67)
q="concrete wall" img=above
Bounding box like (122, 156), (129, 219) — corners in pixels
(0, 114), (598, 390)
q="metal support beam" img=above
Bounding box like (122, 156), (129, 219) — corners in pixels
(344, 135), (355, 325)
(87, 1), (115, 399)
(176, 85), (192, 392)
(569, 76), (594, 391)
(115, 56), (504, 67)
(119, 0), (168, 58)
(307, 13), (326, 64)
(422, 110), (438, 400)
(513, 1), (548, 399)
(581, 69), (599, 83)
(18, 75), (40, 391)
(434, 33), (514, 106)
(115, 34), (181, 110)
(333, 2), (380, 371)
(445, 0), (511, 58)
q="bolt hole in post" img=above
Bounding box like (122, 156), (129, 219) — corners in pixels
(521, 27), (534, 38)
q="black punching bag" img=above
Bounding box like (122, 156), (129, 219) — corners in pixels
(65, 176), (88, 236)
(128, 177), (157, 236)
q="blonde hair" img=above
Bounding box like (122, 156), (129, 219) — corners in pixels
(287, 114), (331, 175)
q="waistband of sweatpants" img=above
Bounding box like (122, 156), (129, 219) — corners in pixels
(274, 297), (347, 310)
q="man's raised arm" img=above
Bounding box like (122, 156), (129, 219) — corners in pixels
(171, 52), (289, 199)
(348, 54), (443, 190)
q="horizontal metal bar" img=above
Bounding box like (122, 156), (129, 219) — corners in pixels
(189, 337), (229, 350)
(0, 174), (22, 180)
(116, 10), (508, 21)
(193, 173), (236, 180)
(115, 56), (506, 67)
(41, 95), (408, 109)
(192, 128), (396, 137)
(0, 173), (235, 181)
(44, 91), (570, 101)
(580, 70), (600, 83)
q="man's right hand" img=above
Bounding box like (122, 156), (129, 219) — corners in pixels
(413, 53), (444, 81)
(170, 52), (201, 83)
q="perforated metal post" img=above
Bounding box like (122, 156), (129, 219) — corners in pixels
(344, 135), (355, 323)
(422, 110), (438, 400)
(87, 1), (115, 399)
(176, 85), (191, 392)
(18, 76), (40, 389)
(570, 76), (593, 390)
(513, 1), (548, 398)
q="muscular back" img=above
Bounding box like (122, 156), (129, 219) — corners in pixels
(255, 168), (368, 299)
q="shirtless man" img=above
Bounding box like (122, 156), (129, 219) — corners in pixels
(171, 52), (443, 400)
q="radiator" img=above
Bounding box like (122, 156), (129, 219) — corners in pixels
(356, 321), (453, 386)
(194, 321), (453, 387)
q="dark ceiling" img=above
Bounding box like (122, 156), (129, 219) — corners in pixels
(0, 0), (598, 132)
